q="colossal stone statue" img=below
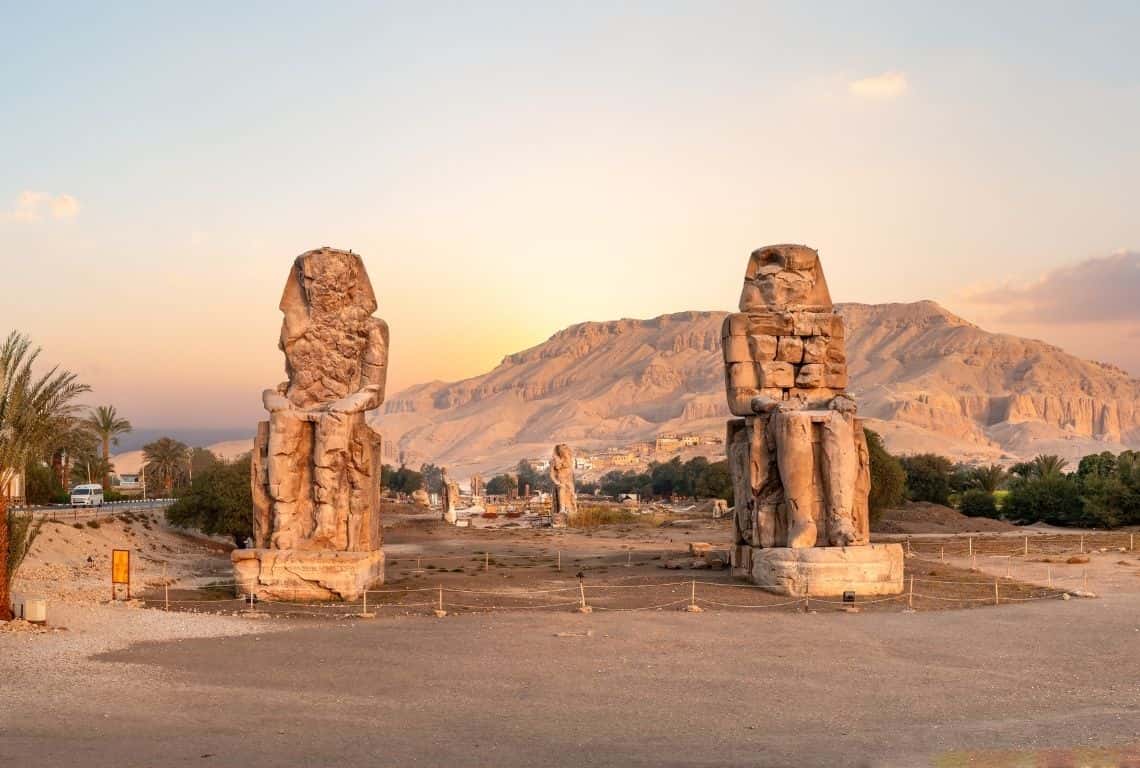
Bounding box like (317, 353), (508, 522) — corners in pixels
(723, 245), (903, 596)
(550, 443), (577, 527)
(233, 247), (388, 600)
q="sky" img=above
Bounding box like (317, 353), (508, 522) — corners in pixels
(2, 1), (1138, 429)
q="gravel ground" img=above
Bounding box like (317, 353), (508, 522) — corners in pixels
(2, 592), (1138, 767)
(0, 601), (278, 714)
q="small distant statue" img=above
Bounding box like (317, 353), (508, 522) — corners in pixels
(440, 467), (459, 524)
(550, 443), (577, 527)
(470, 474), (484, 501)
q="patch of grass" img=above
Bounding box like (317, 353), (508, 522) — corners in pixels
(72, 522), (84, 529)
(86, 519), (101, 529)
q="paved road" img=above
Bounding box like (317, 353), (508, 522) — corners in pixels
(3, 591), (1139, 767)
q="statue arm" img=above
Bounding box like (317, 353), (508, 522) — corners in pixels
(326, 319), (389, 414)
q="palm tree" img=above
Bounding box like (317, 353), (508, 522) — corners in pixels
(1031, 454), (1069, 479)
(971, 464), (1008, 493)
(0, 332), (90, 620)
(143, 437), (191, 496)
(83, 405), (132, 491)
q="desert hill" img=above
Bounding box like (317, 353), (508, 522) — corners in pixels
(376, 301), (1140, 478)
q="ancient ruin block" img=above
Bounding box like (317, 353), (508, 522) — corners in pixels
(727, 361), (760, 389)
(796, 363), (824, 388)
(722, 333), (752, 363)
(747, 334), (777, 361)
(802, 336), (827, 364)
(776, 336), (804, 363)
(757, 361), (795, 389)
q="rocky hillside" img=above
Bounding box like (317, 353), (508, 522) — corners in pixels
(374, 301), (1140, 477)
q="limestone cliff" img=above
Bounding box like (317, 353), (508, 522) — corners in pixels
(375, 302), (1140, 476)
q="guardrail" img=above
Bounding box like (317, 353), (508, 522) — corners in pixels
(16, 499), (174, 521)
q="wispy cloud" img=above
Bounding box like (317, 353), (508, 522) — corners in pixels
(848, 71), (908, 100)
(963, 251), (1140, 324)
(4, 190), (81, 221)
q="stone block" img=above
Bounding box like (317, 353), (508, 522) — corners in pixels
(722, 333), (752, 363)
(232, 548), (385, 601)
(796, 363), (824, 388)
(747, 334), (777, 361)
(749, 544), (904, 596)
(730, 544), (753, 578)
(802, 336), (827, 364)
(726, 387), (761, 416)
(776, 336), (804, 363)
(757, 361), (794, 388)
(723, 312), (794, 338)
(726, 362), (760, 389)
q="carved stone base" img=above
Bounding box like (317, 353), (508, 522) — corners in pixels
(231, 549), (384, 601)
(744, 544), (903, 597)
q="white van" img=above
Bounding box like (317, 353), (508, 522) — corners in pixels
(70, 484), (104, 507)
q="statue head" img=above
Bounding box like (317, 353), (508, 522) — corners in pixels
(739, 244), (832, 312)
(280, 247), (378, 322)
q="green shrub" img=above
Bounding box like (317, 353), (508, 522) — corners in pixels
(900, 454), (954, 505)
(85, 519), (100, 529)
(1003, 476), (1083, 525)
(959, 489), (999, 518)
(865, 429), (905, 523)
(166, 456), (252, 546)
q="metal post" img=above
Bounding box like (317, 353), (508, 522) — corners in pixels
(994, 580), (999, 606)
(1005, 557), (1011, 579)
(578, 580), (587, 610)
(557, 550), (561, 571)
(906, 538), (912, 556)
(1080, 534), (1084, 554)
(1083, 569), (1088, 591)
(690, 579), (696, 608)
(163, 562), (169, 611)
(1024, 536), (1028, 556)
(940, 545), (945, 563)
(969, 538), (973, 557)
(485, 551), (489, 572)
(362, 590), (367, 615)
(908, 576), (914, 610)
(438, 585), (444, 612)
(1047, 565), (1053, 588)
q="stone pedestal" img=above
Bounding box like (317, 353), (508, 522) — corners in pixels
(232, 548), (384, 601)
(744, 543), (903, 597)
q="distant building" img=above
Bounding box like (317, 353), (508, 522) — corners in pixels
(2, 469), (25, 504)
(654, 434), (682, 453)
(573, 456), (593, 471)
(526, 458), (551, 472)
(116, 473), (142, 490)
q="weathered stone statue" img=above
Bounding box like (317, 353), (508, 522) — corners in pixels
(550, 443), (577, 527)
(723, 245), (902, 596)
(233, 247), (388, 600)
(440, 468), (460, 524)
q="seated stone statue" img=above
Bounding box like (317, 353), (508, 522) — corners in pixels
(723, 244), (869, 550)
(253, 248), (389, 552)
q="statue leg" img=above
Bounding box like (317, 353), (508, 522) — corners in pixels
(770, 411), (817, 548)
(267, 411), (304, 549)
(820, 412), (859, 546)
(313, 411), (351, 548)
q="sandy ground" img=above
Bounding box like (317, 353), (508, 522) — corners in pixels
(2, 596), (1138, 767)
(4, 506), (1139, 766)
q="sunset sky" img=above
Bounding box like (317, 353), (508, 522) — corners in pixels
(2, 2), (1138, 430)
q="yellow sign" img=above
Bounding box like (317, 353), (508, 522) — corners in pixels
(111, 549), (130, 585)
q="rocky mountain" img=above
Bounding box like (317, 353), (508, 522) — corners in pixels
(374, 301), (1140, 478)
